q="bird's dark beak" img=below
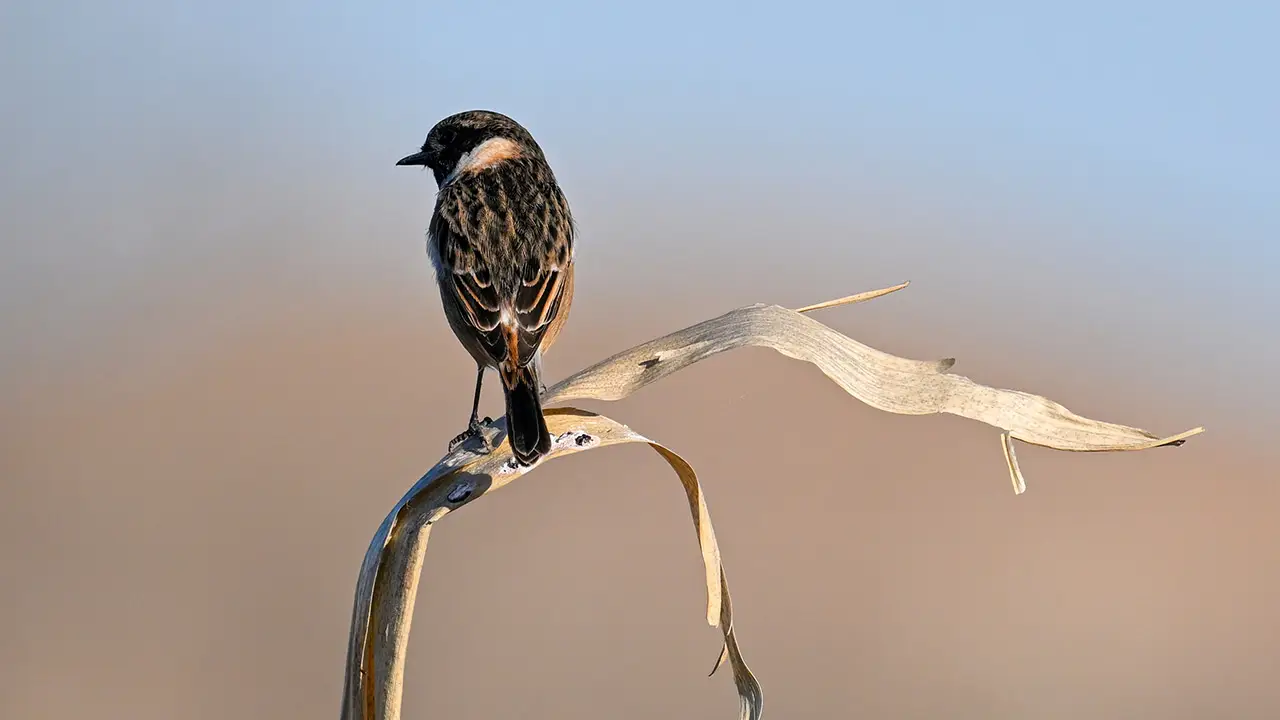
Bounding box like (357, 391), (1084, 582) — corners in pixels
(396, 150), (430, 167)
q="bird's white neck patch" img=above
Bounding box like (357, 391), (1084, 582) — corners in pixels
(445, 137), (522, 185)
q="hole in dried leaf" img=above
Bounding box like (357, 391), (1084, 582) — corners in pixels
(447, 479), (475, 503)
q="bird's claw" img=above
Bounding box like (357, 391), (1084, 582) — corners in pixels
(448, 417), (494, 453)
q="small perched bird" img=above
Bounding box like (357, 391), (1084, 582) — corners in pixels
(397, 110), (575, 466)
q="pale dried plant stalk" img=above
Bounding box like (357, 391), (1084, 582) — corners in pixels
(340, 283), (1202, 720)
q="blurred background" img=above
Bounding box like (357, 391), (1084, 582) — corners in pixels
(2, 2), (1277, 718)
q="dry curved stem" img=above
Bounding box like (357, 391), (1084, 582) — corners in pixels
(340, 409), (757, 720)
(339, 282), (1202, 720)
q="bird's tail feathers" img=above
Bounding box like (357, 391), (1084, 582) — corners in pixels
(500, 362), (551, 466)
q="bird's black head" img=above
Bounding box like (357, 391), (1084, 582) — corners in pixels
(396, 110), (543, 186)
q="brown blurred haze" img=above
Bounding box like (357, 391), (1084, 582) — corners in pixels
(3, 162), (1277, 719)
(3, 14), (1279, 719)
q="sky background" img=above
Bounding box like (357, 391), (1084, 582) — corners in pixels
(2, 2), (1277, 416)
(2, 3), (1277, 719)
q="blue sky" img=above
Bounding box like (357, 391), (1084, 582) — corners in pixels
(1, 1), (1276, 387)
(4, 2), (1275, 252)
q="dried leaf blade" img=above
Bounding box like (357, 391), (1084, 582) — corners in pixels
(341, 409), (752, 720)
(543, 295), (1202, 461)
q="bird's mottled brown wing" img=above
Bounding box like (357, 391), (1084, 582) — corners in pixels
(536, 261), (573, 356)
(430, 175), (574, 371)
(512, 256), (571, 361)
(428, 197), (505, 365)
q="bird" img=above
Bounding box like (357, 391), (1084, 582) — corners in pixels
(397, 110), (575, 466)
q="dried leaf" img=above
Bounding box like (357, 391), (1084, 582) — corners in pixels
(341, 408), (759, 720)
(708, 568), (762, 720)
(1002, 431), (1027, 495)
(543, 289), (1203, 476)
(793, 280), (910, 313)
(341, 283), (1203, 720)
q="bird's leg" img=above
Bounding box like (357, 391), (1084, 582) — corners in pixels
(448, 366), (492, 452)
